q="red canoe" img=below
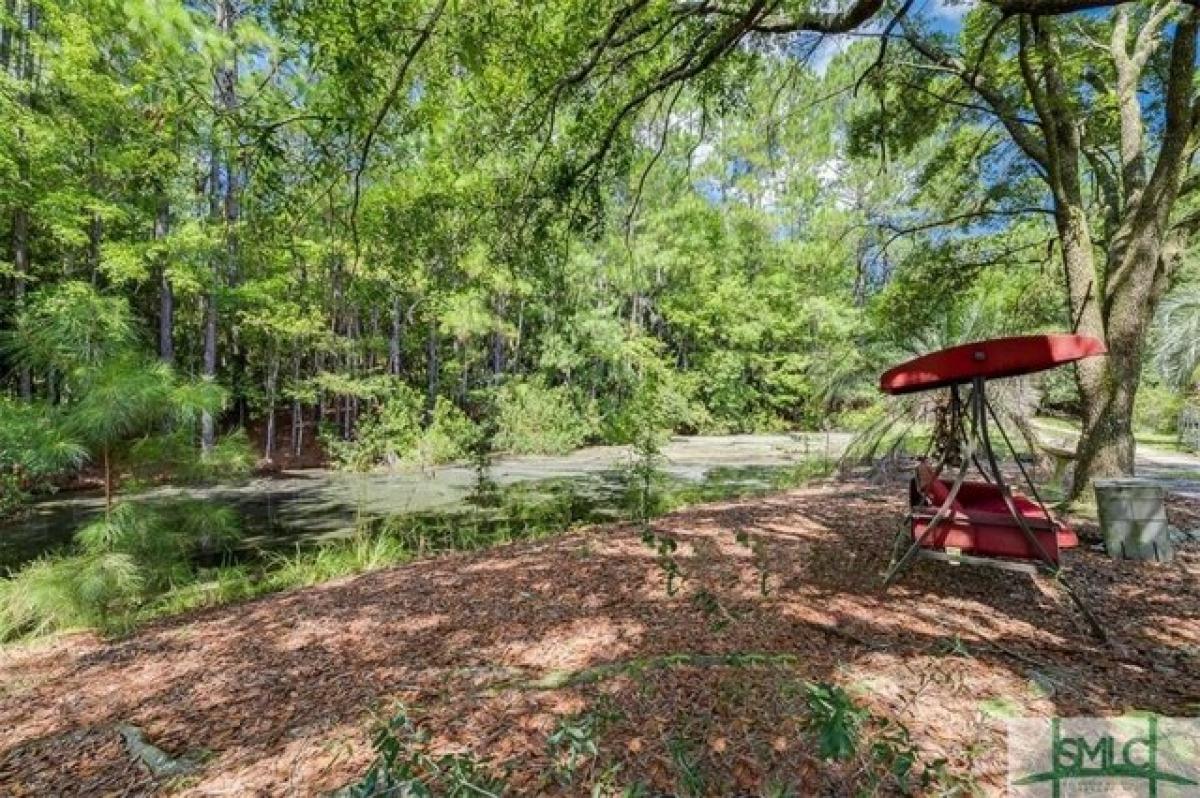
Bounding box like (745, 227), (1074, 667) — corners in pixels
(879, 334), (1106, 395)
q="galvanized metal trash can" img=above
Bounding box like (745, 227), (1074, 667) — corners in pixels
(1093, 478), (1173, 562)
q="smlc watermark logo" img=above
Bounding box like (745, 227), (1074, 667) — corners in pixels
(1008, 716), (1200, 796)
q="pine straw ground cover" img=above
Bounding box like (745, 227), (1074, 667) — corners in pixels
(1, 482), (1197, 796)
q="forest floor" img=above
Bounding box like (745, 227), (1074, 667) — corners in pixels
(1, 480), (1198, 796)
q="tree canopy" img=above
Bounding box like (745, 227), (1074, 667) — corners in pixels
(2, 0), (1198, 499)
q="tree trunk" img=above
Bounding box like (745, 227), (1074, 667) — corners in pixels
(389, 296), (403, 376)
(156, 191), (174, 364)
(368, 305), (379, 373)
(264, 350), (279, 461)
(202, 0), (238, 451)
(426, 316), (439, 412)
(1071, 201), (1184, 498)
(201, 292), (218, 450)
(490, 295), (506, 380)
(12, 207), (31, 399)
(0, 0), (15, 73)
(1055, 206), (1133, 498)
(103, 444), (113, 516)
(291, 351), (303, 457)
(11, 0), (32, 399)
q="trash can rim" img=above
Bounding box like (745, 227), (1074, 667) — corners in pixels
(1092, 478), (1163, 489)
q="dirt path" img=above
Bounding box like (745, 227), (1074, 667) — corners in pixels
(1033, 420), (1200, 499)
(1, 482), (1197, 796)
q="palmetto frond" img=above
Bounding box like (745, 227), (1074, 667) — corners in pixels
(1154, 284), (1200, 390)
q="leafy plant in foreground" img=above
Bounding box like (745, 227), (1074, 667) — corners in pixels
(804, 681), (982, 795)
(805, 682), (869, 762)
(0, 398), (86, 518)
(0, 551), (143, 637)
(347, 705), (507, 797)
(641, 530), (683, 597)
(546, 712), (603, 785)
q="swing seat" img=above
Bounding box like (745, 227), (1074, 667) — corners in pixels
(879, 335), (1108, 639)
(912, 477), (1078, 563)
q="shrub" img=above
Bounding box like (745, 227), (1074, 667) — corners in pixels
(0, 552), (143, 638)
(414, 398), (480, 468)
(494, 380), (590, 455)
(0, 398), (86, 518)
(135, 430), (256, 482)
(605, 366), (695, 445)
(1039, 367), (1080, 415)
(327, 388), (480, 471)
(0, 500), (241, 639)
(77, 502), (240, 568)
(325, 385), (424, 471)
(1133, 382), (1184, 435)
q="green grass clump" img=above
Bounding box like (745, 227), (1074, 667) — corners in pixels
(0, 551), (142, 638)
(264, 532), (413, 590)
(0, 500), (242, 640)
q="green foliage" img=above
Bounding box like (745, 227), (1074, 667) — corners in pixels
(65, 356), (225, 451)
(494, 380), (590, 455)
(348, 705), (508, 797)
(0, 552), (143, 638)
(77, 501), (241, 585)
(640, 531), (683, 597)
(0, 398), (86, 515)
(0, 500), (241, 639)
(131, 430), (255, 483)
(546, 712), (603, 785)
(325, 386), (424, 471)
(6, 281), (139, 380)
(340, 681), (978, 797)
(0, 0), (1191, 518)
(1133, 382), (1184, 436)
(264, 532), (412, 589)
(1154, 283), (1200, 390)
(144, 564), (259, 618)
(0, 457), (834, 641)
(415, 399), (480, 467)
(805, 683), (868, 762)
(326, 388), (479, 471)
(803, 682), (980, 794)
(1, 282), (229, 515)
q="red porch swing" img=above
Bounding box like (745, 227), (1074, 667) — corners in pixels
(877, 333), (1108, 639)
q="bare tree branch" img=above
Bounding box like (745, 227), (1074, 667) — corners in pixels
(902, 21), (1050, 168)
(853, 0), (917, 96)
(1142, 7), (1199, 214)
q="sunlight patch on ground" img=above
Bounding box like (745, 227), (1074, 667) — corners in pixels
(490, 616), (644, 672)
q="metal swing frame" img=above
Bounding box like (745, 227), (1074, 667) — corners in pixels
(880, 376), (1106, 641)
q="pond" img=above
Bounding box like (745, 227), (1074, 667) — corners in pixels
(0, 433), (849, 569)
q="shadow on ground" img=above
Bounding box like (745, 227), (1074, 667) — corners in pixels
(1, 481), (1196, 795)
